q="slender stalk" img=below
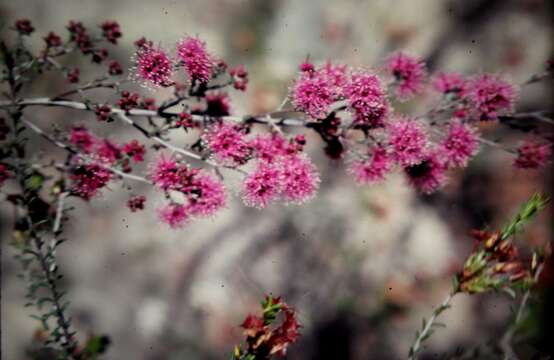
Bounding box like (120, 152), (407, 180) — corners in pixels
(408, 289), (457, 360)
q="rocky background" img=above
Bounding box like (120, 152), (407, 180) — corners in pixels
(1, 0), (552, 359)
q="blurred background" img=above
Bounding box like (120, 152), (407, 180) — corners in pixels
(1, 0), (553, 359)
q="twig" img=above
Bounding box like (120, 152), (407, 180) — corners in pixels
(409, 289), (457, 360)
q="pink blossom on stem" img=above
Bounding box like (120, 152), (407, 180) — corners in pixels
(345, 70), (389, 128)
(513, 140), (552, 169)
(465, 74), (517, 121)
(386, 52), (427, 101)
(70, 163), (112, 200)
(133, 45), (174, 87)
(440, 120), (480, 167)
(319, 61), (349, 99)
(204, 121), (251, 166)
(348, 145), (392, 185)
(432, 72), (467, 96)
(404, 151), (447, 194)
(123, 140), (146, 162)
(280, 155), (320, 204)
(70, 126), (96, 153)
(242, 163), (282, 209)
(387, 117), (428, 167)
(177, 36), (214, 84)
(158, 203), (190, 228)
(94, 139), (121, 164)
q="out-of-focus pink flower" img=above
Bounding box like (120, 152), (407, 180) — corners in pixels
(204, 121), (251, 166)
(280, 154), (320, 204)
(465, 74), (517, 121)
(158, 203), (190, 228)
(386, 52), (427, 101)
(242, 163), (282, 209)
(348, 145), (392, 185)
(440, 120), (480, 167)
(133, 46), (173, 87)
(177, 36), (214, 84)
(514, 139), (552, 169)
(388, 117), (428, 167)
(0, 163), (11, 188)
(432, 72), (467, 96)
(345, 70), (389, 128)
(404, 151), (447, 194)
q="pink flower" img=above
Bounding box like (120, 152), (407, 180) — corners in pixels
(70, 126), (96, 153)
(250, 133), (289, 163)
(291, 70), (334, 119)
(440, 120), (480, 167)
(94, 139), (121, 164)
(386, 52), (427, 101)
(280, 155), (320, 204)
(387, 118), (429, 167)
(465, 74), (516, 121)
(404, 151), (447, 194)
(513, 140), (552, 169)
(133, 45), (173, 87)
(123, 140), (146, 162)
(187, 172), (227, 217)
(432, 72), (467, 96)
(348, 145), (392, 185)
(204, 121), (251, 166)
(242, 163), (282, 208)
(150, 155), (181, 191)
(177, 36), (214, 83)
(127, 195), (146, 212)
(70, 163), (112, 200)
(345, 70), (389, 128)
(319, 61), (349, 99)
(158, 203), (190, 228)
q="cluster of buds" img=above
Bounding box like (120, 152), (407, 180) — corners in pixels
(456, 230), (531, 294)
(233, 295), (301, 359)
(455, 193), (549, 295)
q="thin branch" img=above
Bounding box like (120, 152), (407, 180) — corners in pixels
(21, 117), (152, 185)
(409, 290), (457, 360)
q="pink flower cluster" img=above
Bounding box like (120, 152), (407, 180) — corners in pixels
(465, 74), (516, 121)
(432, 72), (467, 97)
(347, 116), (481, 194)
(204, 121), (252, 166)
(131, 36), (247, 90)
(150, 156), (226, 228)
(68, 126), (146, 199)
(347, 145), (392, 185)
(242, 134), (320, 208)
(385, 52), (427, 101)
(177, 37), (214, 84)
(133, 45), (173, 87)
(345, 71), (389, 128)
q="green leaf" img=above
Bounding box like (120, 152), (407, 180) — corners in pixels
(501, 193), (549, 240)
